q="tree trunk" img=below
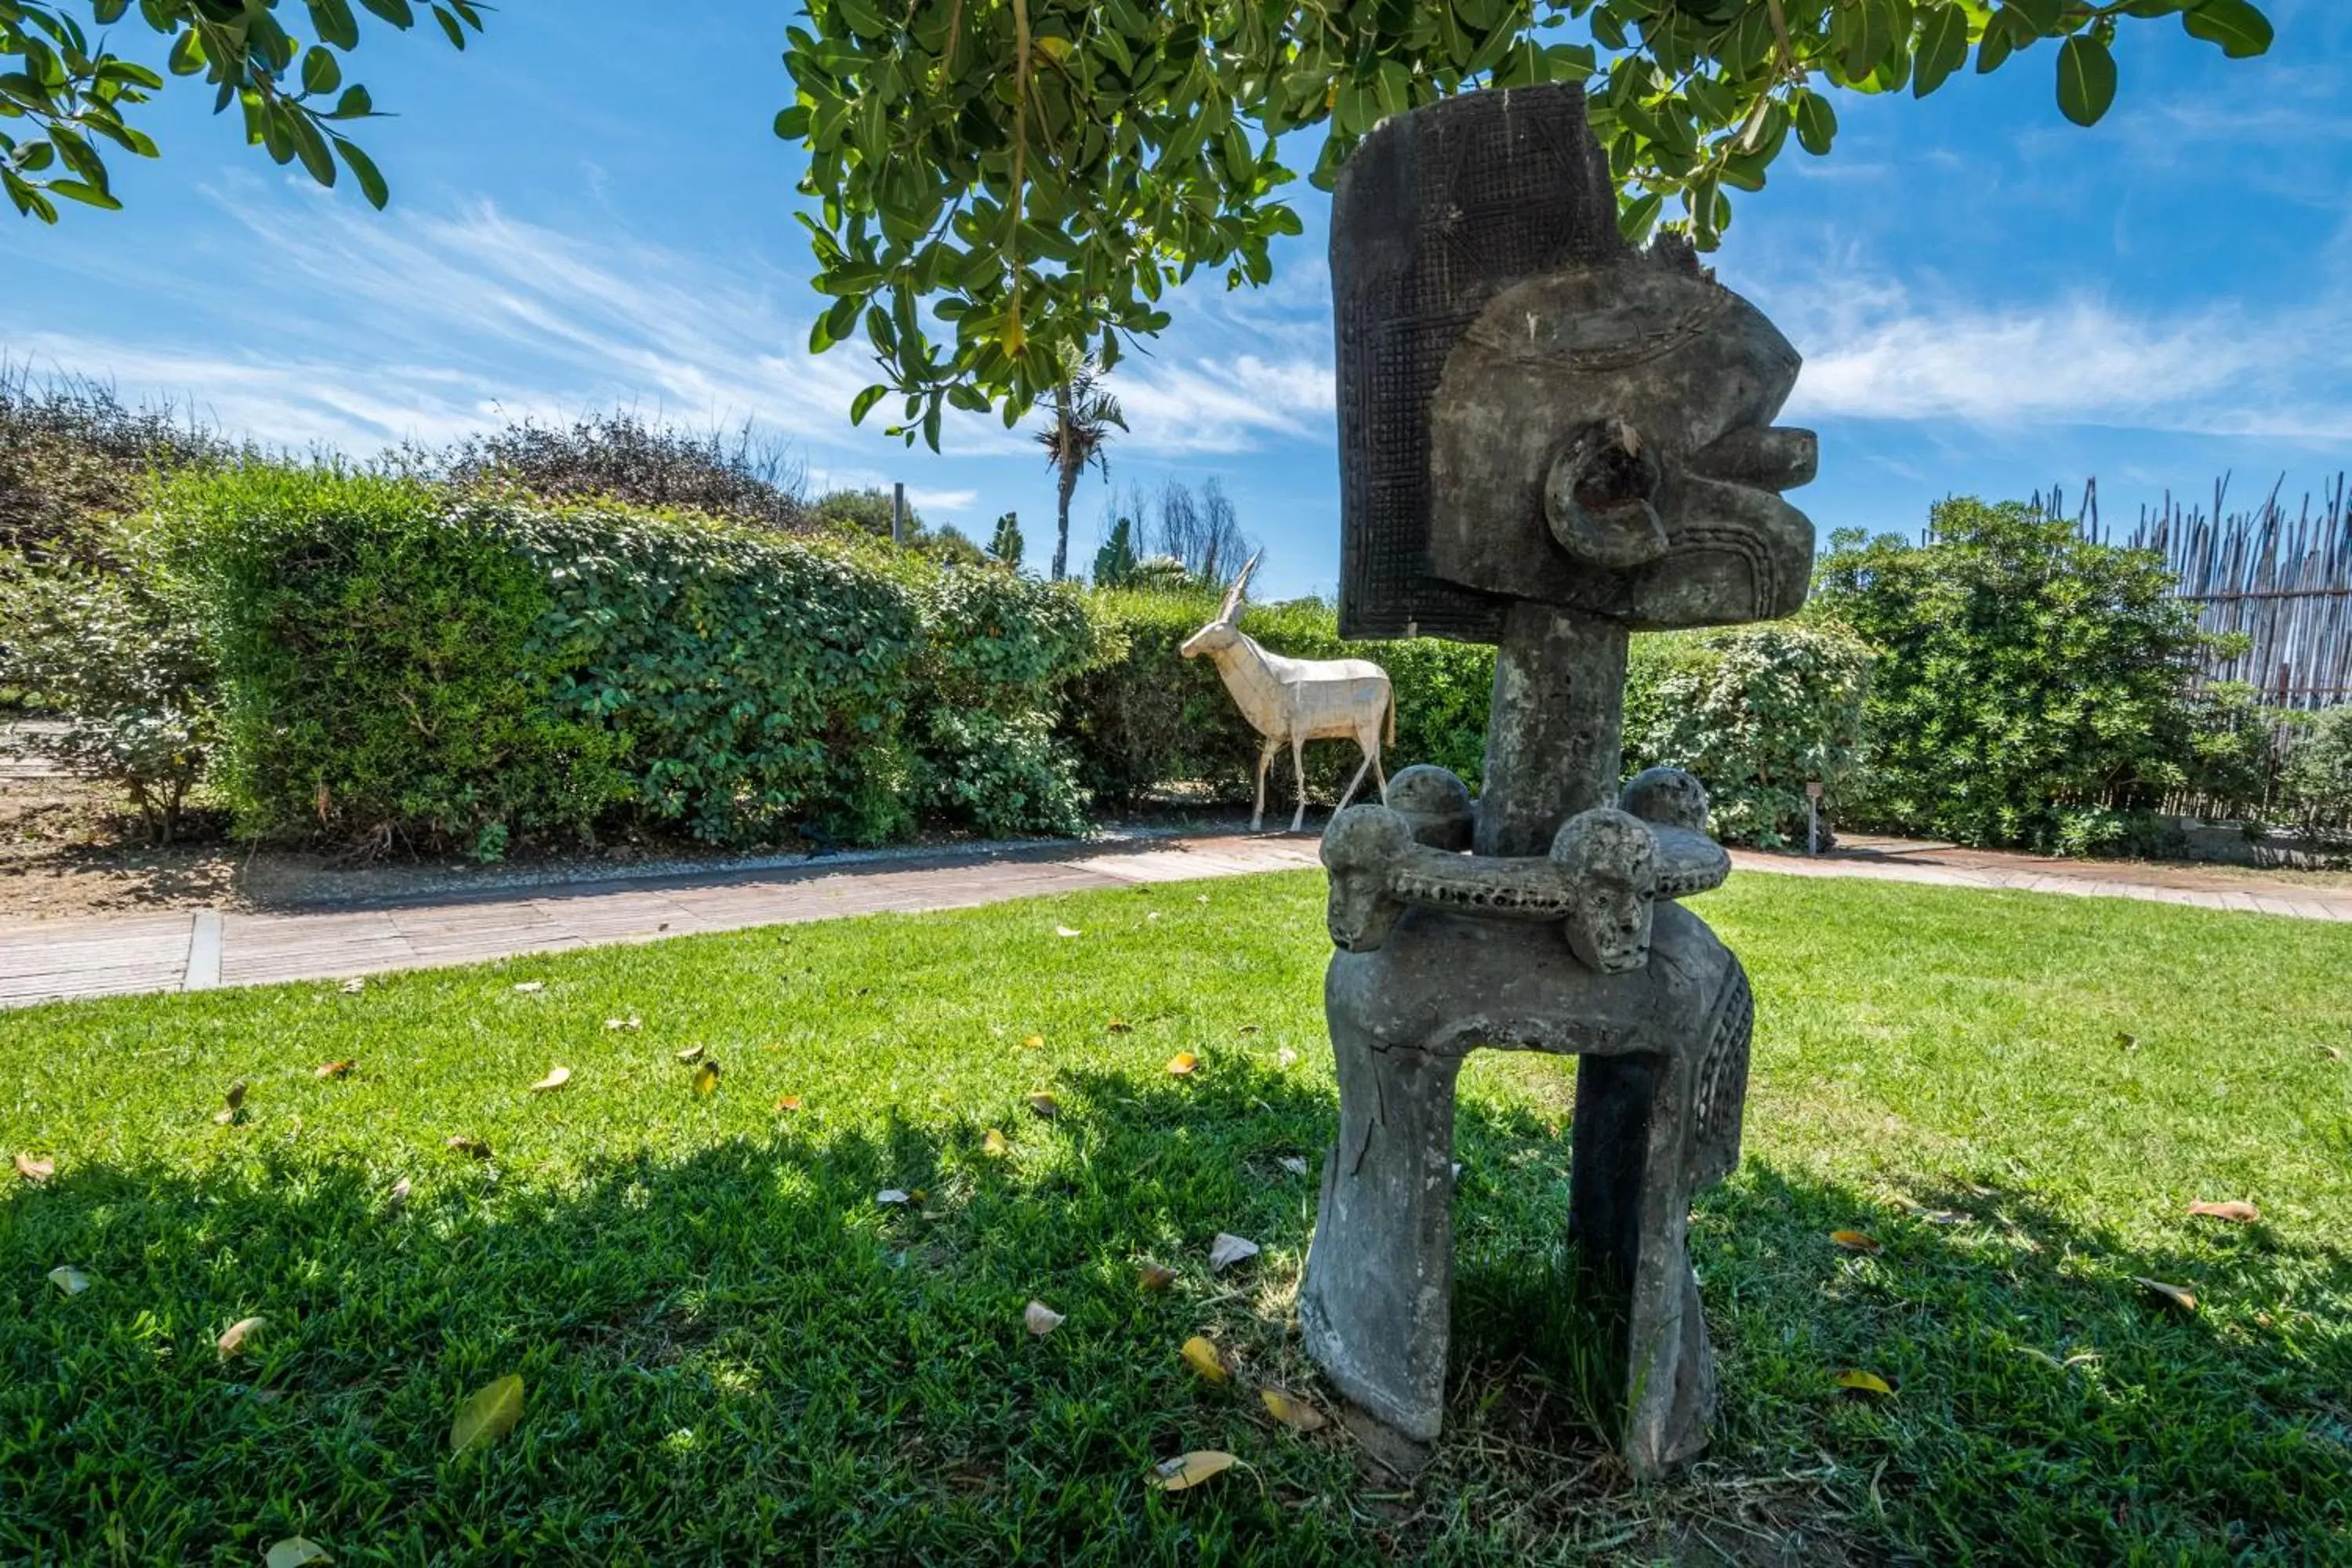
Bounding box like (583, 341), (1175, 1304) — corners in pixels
(1050, 384), (1075, 581)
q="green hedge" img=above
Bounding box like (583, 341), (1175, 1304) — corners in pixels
(157, 468), (1096, 855)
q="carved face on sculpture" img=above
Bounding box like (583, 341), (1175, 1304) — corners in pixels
(1428, 252), (1817, 630)
(1552, 808), (1657, 974)
(1322, 806), (1414, 952)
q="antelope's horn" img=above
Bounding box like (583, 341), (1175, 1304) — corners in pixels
(1224, 552), (1261, 620)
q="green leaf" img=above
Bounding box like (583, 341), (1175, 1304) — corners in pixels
(329, 85), (375, 120)
(357, 0), (417, 26)
(333, 135), (387, 207)
(1617, 190), (1663, 244)
(449, 1373), (524, 1453)
(1791, 90), (1838, 156)
(291, 114), (338, 186)
(2055, 34), (2117, 125)
(45, 178), (121, 210)
(773, 104), (811, 140)
(2182, 0), (2273, 58)
(302, 46), (343, 96)
(850, 383), (889, 424)
(2006, 0), (2065, 31)
(431, 5), (466, 49)
(1914, 3), (1971, 97)
(308, 0), (361, 51)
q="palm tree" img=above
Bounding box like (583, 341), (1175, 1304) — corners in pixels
(1036, 347), (1127, 581)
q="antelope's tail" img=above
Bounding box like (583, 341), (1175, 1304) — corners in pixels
(1385, 684), (1396, 748)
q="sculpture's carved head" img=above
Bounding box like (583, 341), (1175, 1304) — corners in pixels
(1551, 808), (1657, 974)
(1321, 804), (1414, 952)
(1385, 764), (1475, 851)
(1428, 248), (1817, 629)
(1178, 553), (1259, 661)
(1621, 766), (1711, 834)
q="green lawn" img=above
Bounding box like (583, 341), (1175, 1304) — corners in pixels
(4, 873), (2349, 1565)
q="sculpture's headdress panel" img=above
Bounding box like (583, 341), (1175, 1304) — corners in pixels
(1331, 83), (1818, 641)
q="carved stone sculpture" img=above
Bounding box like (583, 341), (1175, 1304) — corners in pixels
(1298, 82), (1815, 1479)
(1181, 554), (1394, 832)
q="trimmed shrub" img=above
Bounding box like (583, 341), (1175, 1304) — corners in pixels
(2281, 704), (2352, 829)
(1813, 499), (2267, 854)
(1624, 624), (1872, 848)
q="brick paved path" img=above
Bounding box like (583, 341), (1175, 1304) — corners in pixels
(2, 830), (2345, 1010)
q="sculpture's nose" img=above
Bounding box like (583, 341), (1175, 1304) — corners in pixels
(1686, 425), (1818, 494)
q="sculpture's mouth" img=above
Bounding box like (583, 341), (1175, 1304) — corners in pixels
(1547, 418), (1818, 575)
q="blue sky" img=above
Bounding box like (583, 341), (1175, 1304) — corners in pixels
(4, 2), (2348, 600)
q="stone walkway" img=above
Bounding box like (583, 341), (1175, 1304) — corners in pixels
(2, 830), (2347, 1010)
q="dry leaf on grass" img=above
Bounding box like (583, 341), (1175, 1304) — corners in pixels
(216, 1316), (267, 1360)
(445, 1136), (492, 1160)
(1150, 1450), (1238, 1490)
(1138, 1263), (1178, 1292)
(513, 982), (545, 994)
(1106, 1019), (1134, 1034)
(1024, 1300), (1065, 1336)
(48, 1265), (90, 1296)
(1906, 1207), (1967, 1225)
(1830, 1230), (1882, 1254)
(14, 1153), (53, 1184)
(450, 1374), (524, 1453)
(1026, 1094), (1058, 1119)
(1022, 1034), (1045, 1051)
(339, 978), (365, 995)
(775, 1096), (803, 1113)
(877, 1189), (913, 1207)
(2136, 1277), (2198, 1313)
(1260, 1388), (1328, 1431)
(1237, 1024), (1261, 1036)
(263, 1537), (334, 1568)
(674, 1044), (706, 1063)
(1834, 1369), (1894, 1399)
(982, 1129), (1011, 1158)
(1208, 1233), (1261, 1272)
(528, 1066), (572, 1094)
(693, 1060), (722, 1098)
(1277, 1156), (1308, 1177)
(212, 1082), (248, 1125)
(1166, 1053), (1200, 1076)
(1054, 925), (1082, 938)
(387, 1177), (412, 1211)
(2114, 1031), (2138, 1053)
(604, 1016), (642, 1032)
(1276, 1048), (1298, 1069)
(1181, 1336), (1233, 1385)
(2187, 1200), (2259, 1224)
(314, 1060), (354, 1080)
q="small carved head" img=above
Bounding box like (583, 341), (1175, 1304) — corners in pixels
(1321, 804), (1414, 952)
(1385, 764), (1475, 851)
(1178, 553), (1260, 659)
(1552, 808), (1657, 974)
(1621, 767), (1711, 833)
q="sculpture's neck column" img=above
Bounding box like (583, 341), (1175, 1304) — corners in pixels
(1475, 602), (1628, 858)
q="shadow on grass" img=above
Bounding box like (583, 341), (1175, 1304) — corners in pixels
(4, 1056), (2347, 1565)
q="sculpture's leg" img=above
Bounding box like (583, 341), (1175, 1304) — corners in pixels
(1300, 1016), (1462, 1443)
(1370, 739), (1388, 804)
(1290, 733), (1309, 833)
(1334, 748), (1374, 815)
(1566, 1051), (1715, 1478)
(1253, 739), (1278, 831)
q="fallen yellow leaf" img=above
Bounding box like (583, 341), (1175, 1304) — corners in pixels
(13, 1152), (53, 1184)
(2136, 1277), (2198, 1313)
(1830, 1230), (1882, 1254)
(450, 1373), (524, 1453)
(216, 1316), (267, 1360)
(528, 1066), (572, 1094)
(1024, 1299), (1065, 1336)
(314, 1060), (354, 1080)
(1260, 1387), (1328, 1431)
(1166, 1052), (1200, 1076)
(2187, 1200), (2259, 1224)
(693, 1060), (722, 1098)
(775, 1095), (803, 1112)
(1150, 1450), (1238, 1490)
(1022, 1033), (1045, 1050)
(982, 1128), (1011, 1158)
(1026, 1093), (1058, 1119)
(1834, 1369), (1894, 1399)
(1181, 1335), (1232, 1385)
(263, 1537), (334, 1568)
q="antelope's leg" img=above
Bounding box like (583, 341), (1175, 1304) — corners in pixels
(1253, 738), (1279, 832)
(1290, 733), (1308, 833)
(1300, 1016), (1462, 1443)
(1566, 1051), (1714, 1479)
(1334, 747), (1373, 815)
(1371, 733), (1388, 804)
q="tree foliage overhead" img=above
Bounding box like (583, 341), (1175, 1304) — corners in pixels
(2, 0), (482, 221)
(780, 0), (2274, 445)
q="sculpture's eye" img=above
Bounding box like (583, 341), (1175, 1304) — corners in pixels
(1545, 418), (1669, 570)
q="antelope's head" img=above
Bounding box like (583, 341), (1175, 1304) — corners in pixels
(1178, 553), (1259, 659)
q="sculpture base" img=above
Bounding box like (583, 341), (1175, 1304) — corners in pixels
(1298, 904), (1743, 1478)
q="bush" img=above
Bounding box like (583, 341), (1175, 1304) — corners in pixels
(0, 366), (238, 564)
(424, 412), (811, 532)
(0, 524), (212, 841)
(1624, 623), (1872, 848)
(1813, 499), (2250, 854)
(2281, 705), (2352, 829)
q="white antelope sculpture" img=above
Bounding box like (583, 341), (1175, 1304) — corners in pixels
(1181, 554), (1393, 833)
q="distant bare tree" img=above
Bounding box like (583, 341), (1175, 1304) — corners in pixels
(1145, 477), (1258, 586)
